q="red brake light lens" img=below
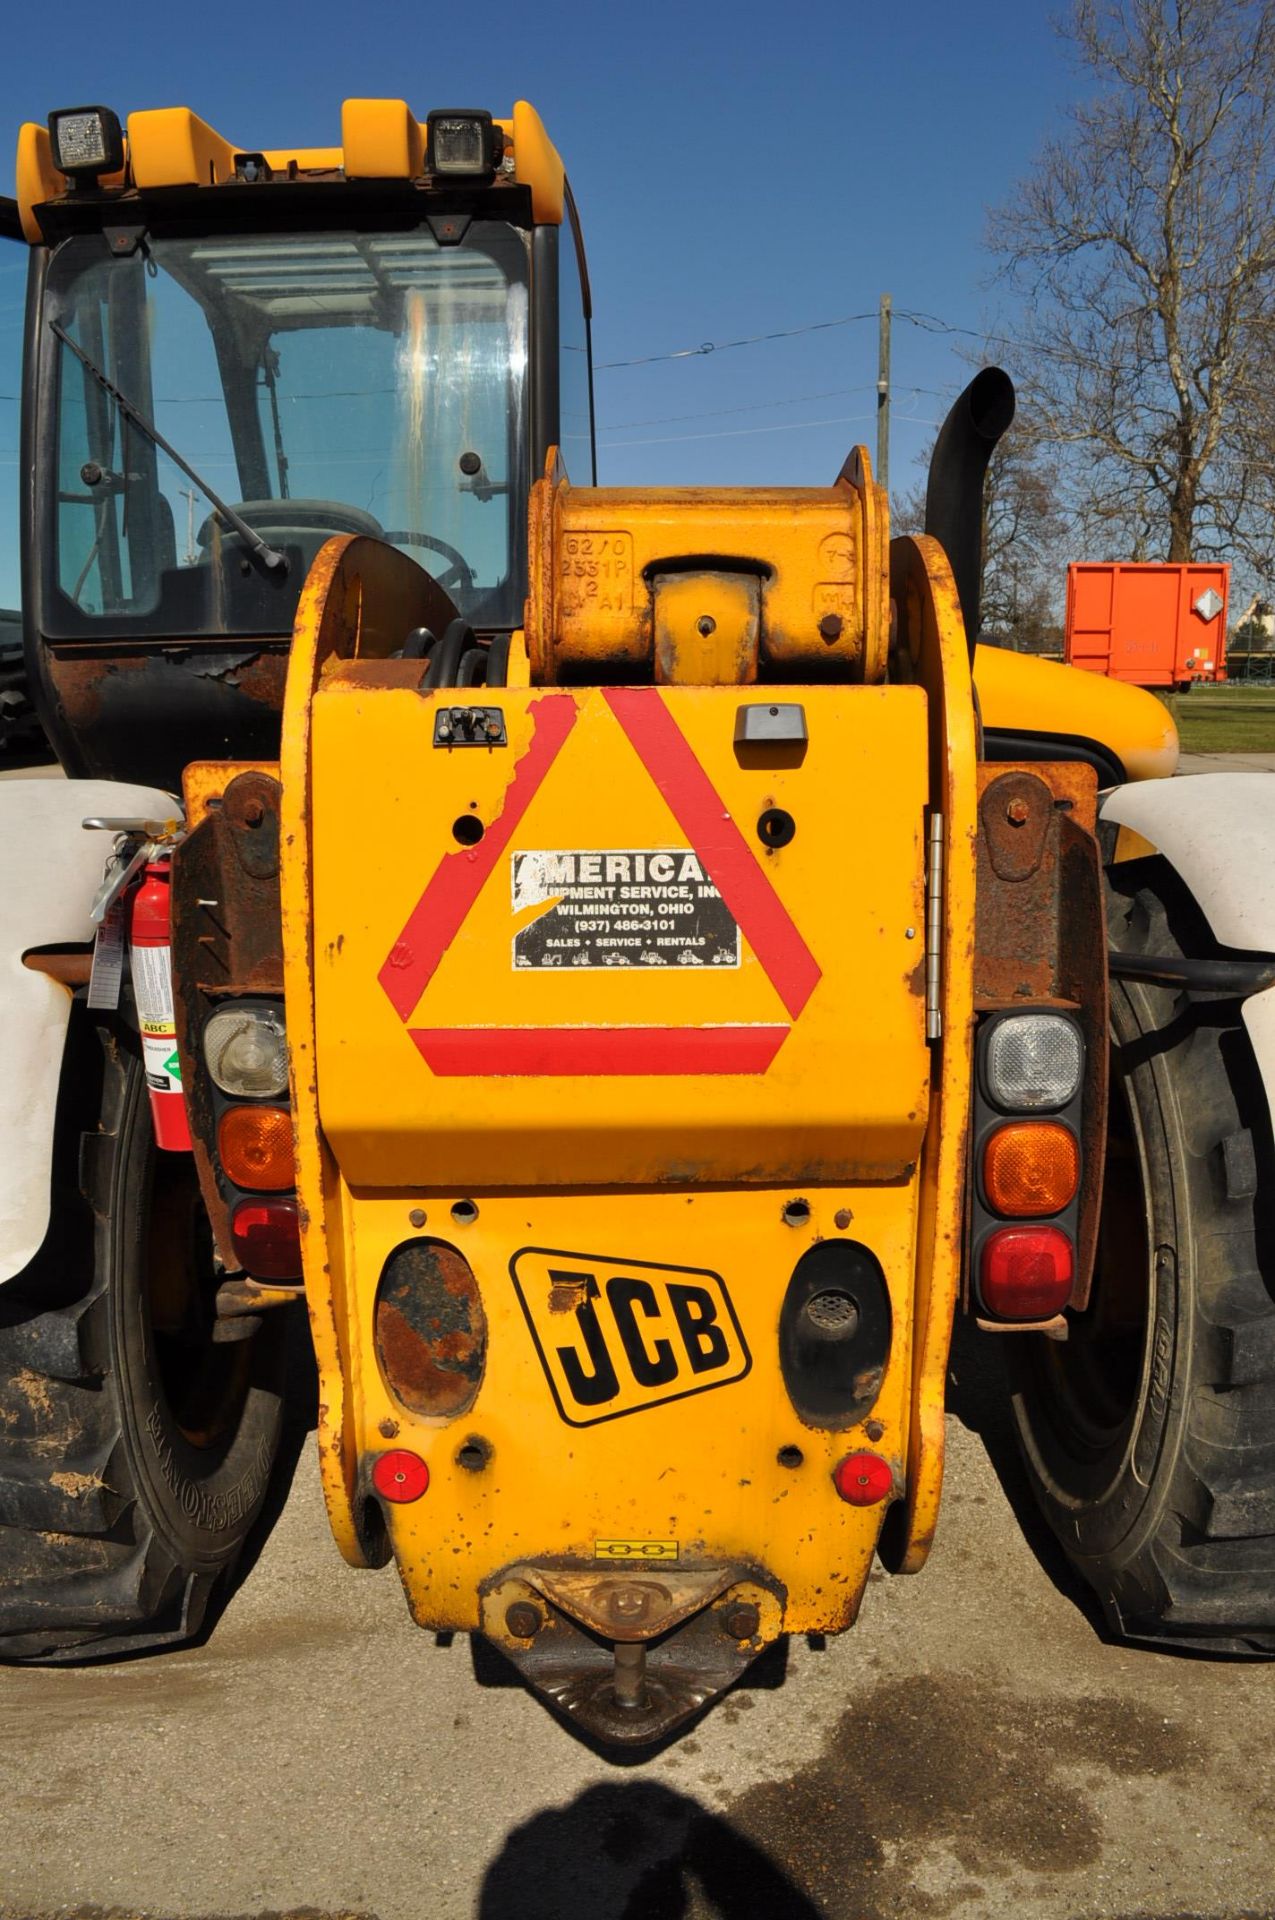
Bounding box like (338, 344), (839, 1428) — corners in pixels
(832, 1451), (895, 1506)
(372, 1450), (430, 1503)
(980, 1226), (1074, 1320)
(230, 1199), (302, 1281)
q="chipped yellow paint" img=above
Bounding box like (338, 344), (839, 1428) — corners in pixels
(887, 535), (979, 1573)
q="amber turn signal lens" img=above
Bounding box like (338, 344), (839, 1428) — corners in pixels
(218, 1104), (295, 1192)
(983, 1121), (1078, 1217)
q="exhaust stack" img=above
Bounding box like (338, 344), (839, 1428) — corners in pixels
(924, 367), (1016, 656)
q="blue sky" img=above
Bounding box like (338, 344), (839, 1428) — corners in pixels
(0, 0), (1080, 610)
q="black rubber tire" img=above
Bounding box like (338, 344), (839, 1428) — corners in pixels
(0, 1007), (284, 1660)
(1010, 855), (1275, 1656)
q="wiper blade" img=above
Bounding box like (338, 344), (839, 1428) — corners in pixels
(50, 322), (289, 576)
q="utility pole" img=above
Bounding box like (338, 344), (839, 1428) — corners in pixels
(876, 293), (892, 494)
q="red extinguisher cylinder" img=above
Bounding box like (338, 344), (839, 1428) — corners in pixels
(128, 859), (192, 1152)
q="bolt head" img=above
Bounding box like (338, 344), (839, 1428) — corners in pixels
(697, 614), (716, 637)
(1006, 797), (1030, 826)
(819, 612), (844, 642)
(408, 1208), (427, 1229)
(607, 1585), (651, 1622)
(721, 1601), (760, 1640)
(505, 1601), (542, 1639)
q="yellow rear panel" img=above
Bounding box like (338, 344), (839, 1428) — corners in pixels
(311, 677), (930, 1188)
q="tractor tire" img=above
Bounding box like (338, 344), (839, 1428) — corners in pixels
(0, 1006), (284, 1660)
(1009, 855), (1275, 1656)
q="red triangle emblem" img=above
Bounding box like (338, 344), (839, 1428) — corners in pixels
(378, 688), (820, 1075)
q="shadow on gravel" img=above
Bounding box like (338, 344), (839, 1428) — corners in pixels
(194, 1305), (319, 1646)
(479, 1780), (821, 1920)
(943, 1313), (1112, 1642)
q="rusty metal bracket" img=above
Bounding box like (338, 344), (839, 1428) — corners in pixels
(478, 1561), (784, 1745)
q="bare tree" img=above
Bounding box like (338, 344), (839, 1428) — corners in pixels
(988, 0), (1275, 571)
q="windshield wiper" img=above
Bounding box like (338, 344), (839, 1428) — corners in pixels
(50, 322), (289, 575)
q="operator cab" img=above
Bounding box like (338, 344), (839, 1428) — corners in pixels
(4, 101), (594, 782)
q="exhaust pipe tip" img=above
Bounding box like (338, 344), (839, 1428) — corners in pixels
(924, 367), (1017, 657)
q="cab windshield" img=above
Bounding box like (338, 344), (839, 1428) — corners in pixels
(42, 221), (530, 637)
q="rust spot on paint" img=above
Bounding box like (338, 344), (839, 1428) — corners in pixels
(548, 1275), (590, 1314)
(374, 1239), (487, 1418)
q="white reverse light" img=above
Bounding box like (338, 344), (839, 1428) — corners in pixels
(985, 1014), (1082, 1112)
(203, 1006), (289, 1099)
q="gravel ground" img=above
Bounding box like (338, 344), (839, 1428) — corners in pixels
(2, 1324), (1273, 1920)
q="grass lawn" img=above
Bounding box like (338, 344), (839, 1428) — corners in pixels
(1161, 687), (1275, 753)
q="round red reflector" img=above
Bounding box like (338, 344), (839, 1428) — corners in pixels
(371, 1449), (430, 1504)
(229, 1199), (302, 1281)
(980, 1225), (1074, 1320)
(832, 1451), (894, 1506)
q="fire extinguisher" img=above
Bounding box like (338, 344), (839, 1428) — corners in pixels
(128, 858), (192, 1152)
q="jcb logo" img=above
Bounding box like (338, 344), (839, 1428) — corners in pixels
(510, 1247), (751, 1426)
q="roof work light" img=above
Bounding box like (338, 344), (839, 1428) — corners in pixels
(48, 107), (125, 181)
(426, 109), (502, 179)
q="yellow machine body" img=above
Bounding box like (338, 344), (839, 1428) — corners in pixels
(276, 477), (979, 1737)
(973, 640), (1180, 780)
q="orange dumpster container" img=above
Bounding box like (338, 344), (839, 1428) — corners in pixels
(1065, 562), (1229, 687)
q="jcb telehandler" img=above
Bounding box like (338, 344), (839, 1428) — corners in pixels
(2, 98), (1273, 1744)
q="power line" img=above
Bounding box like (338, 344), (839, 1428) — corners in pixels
(594, 310), (877, 370)
(598, 384), (877, 433)
(600, 403), (940, 452)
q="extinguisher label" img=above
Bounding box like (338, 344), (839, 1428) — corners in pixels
(132, 941), (176, 1029)
(142, 1032), (182, 1094)
(131, 943), (182, 1091)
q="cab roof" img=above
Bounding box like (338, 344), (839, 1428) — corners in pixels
(15, 99), (564, 243)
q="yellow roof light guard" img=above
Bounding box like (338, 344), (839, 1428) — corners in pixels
(15, 97), (564, 240)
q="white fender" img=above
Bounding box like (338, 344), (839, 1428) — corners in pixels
(0, 778), (176, 1283)
(1101, 770), (1275, 1122)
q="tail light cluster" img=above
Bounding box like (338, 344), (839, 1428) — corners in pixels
(202, 999), (301, 1281)
(972, 1012), (1084, 1321)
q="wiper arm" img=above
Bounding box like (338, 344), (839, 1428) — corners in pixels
(50, 322), (289, 575)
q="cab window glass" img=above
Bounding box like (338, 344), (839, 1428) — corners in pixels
(45, 222), (531, 638)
